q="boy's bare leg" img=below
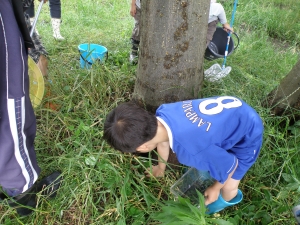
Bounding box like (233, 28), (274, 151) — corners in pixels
(221, 178), (240, 201)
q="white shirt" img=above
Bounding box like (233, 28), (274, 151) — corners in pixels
(136, 0), (141, 8)
(208, 3), (227, 24)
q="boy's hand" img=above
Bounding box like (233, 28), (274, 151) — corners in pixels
(204, 186), (220, 205)
(223, 23), (234, 33)
(130, 5), (137, 17)
(144, 165), (165, 177)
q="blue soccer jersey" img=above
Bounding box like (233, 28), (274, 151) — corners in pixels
(155, 96), (264, 183)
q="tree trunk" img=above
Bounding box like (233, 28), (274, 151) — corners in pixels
(132, 0), (210, 169)
(262, 59), (300, 116)
(132, 0), (210, 112)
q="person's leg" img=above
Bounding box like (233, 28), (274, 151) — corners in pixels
(129, 6), (141, 64)
(221, 178), (240, 201)
(0, 0), (61, 216)
(49, 0), (64, 40)
(25, 1), (40, 35)
(226, 130), (263, 201)
(0, 0), (40, 198)
(24, 13), (48, 76)
(26, 1), (35, 18)
(206, 178), (242, 215)
(0, 1), (39, 215)
(207, 127), (263, 214)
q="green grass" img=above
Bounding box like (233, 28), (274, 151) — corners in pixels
(1, 0), (300, 224)
(234, 0), (300, 44)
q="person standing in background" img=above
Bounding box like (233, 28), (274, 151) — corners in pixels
(0, 0), (61, 216)
(129, 0), (141, 64)
(207, 0), (233, 47)
(27, 0), (64, 40)
(24, 11), (48, 76)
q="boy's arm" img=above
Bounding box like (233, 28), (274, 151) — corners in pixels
(217, 4), (234, 32)
(145, 141), (170, 177)
(130, 0), (137, 17)
(204, 160), (238, 205)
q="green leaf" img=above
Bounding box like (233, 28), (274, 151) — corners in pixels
(261, 213), (272, 224)
(274, 205), (289, 214)
(282, 173), (293, 182)
(196, 190), (208, 215)
(151, 190), (232, 225)
(277, 190), (289, 199)
(286, 182), (300, 191)
(117, 220), (125, 225)
(293, 120), (300, 127)
(84, 155), (96, 166)
(206, 218), (235, 225)
(262, 189), (272, 201)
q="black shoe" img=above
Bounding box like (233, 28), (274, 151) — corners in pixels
(0, 191), (6, 201)
(8, 187), (37, 216)
(36, 171), (62, 198)
(7, 171), (62, 216)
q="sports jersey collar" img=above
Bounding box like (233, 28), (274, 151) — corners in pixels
(156, 117), (174, 152)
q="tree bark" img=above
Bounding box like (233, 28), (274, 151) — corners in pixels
(262, 59), (300, 116)
(132, 0), (210, 169)
(132, 0), (210, 112)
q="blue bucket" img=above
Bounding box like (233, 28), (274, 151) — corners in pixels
(78, 43), (108, 69)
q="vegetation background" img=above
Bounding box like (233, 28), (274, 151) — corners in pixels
(1, 0), (300, 224)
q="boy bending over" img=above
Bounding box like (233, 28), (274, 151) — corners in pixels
(103, 96), (264, 214)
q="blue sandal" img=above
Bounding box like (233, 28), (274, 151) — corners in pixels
(206, 189), (243, 215)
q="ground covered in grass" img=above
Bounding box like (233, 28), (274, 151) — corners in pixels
(1, 0), (300, 224)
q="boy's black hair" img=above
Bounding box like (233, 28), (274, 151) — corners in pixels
(103, 102), (158, 153)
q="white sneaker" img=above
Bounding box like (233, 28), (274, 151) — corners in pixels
(129, 54), (138, 64)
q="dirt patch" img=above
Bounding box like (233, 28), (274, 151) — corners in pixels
(269, 37), (291, 51)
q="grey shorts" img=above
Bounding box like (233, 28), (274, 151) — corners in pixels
(207, 20), (218, 47)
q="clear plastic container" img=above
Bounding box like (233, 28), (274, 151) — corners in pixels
(170, 167), (215, 204)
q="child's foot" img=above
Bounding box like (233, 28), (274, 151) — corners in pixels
(206, 189), (243, 215)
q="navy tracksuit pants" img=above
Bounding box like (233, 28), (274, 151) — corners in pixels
(0, 0), (40, 197)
